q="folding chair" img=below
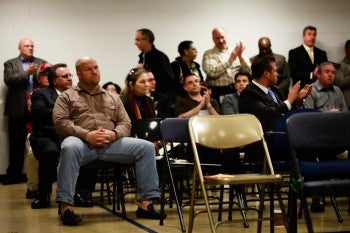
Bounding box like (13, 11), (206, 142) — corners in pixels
(188, 114), (284, 233)
(160, 118), (192, 232)
(287, 111), (350, 233)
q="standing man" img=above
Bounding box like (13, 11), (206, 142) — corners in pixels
(202, 27), (251, 103)
(250, 37), (291, 97)
(304, 62), (348, 112)
(288, 25), (328, 88)
(3, 38), (46, 185)
(134, 28), (176, 105)
(53, 57), (164, 226)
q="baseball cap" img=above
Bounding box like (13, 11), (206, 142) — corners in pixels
(39, 62), (53, 73)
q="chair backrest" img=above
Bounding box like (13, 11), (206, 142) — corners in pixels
(160, 118), (190, 143)
(189, 114), (275, 174)
(132, 118), (163, 142)
(189, 114), (264, 149)
(287, 111), (350, 160)
(268, 108), (321, 160)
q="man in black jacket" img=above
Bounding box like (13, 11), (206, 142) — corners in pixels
(29, 63), (73, 208)
(134, 28), (176, 105)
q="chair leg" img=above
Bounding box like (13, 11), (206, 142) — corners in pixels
(162, 158), (186, 232)
(330, 196), (343, 223)
(218, 185), (224, 221)
(188, 169), (197, 233)
(257, 184), (265, 233)
(236, 185), (249, 228)
(275, 184), (289, 233)
(302, 196), (314, 233)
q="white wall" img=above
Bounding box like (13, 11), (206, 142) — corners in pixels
(0, 0), (349, 174)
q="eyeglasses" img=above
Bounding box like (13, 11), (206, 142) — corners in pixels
(57, 73), (73, 79)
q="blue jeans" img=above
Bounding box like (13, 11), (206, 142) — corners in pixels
(55, 136), (160, 205)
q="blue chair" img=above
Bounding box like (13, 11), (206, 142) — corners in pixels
(286, 111), (350, 233)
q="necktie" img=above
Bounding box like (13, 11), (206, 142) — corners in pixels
(268, 89), (278, 104)
(308, 48), (314, 64)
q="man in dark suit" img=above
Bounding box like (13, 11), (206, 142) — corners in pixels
(29, 63), (73, 208)
(3, 38), (45, 185)
(288, 25), (328, 88)
(239, 56), (311, 132)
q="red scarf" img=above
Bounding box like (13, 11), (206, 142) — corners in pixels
(126, 90), (155, 120)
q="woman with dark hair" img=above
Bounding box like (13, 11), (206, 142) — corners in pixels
(171, 40), (204, 98)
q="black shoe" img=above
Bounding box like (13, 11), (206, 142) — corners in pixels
(26, 189), (39, 199)
(310, 201), (325, 213)
(31, 198), (51, 209)
(136, 203), (167, 219)
(74, 193), (93, 207)
(2, 176), (27, 185)
(60, 208), (82, 226)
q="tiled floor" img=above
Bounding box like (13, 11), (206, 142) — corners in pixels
(1, 182), (350, 233)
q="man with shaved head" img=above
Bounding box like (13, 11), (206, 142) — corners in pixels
(202, 27), (251, 103)
(250, 37), (291, 97)
(53, 57), (164, 226)
(3, 38), (46, 185)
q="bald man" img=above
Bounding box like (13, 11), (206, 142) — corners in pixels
(202, 27), (251, 103)
(53, 57), (165, 225)
(250, 37), (291, 97)
(3, 38), (46, 185)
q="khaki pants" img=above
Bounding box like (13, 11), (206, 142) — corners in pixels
(25, 134), (38, 191)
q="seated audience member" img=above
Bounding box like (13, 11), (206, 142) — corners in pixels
(174, 74), (220, 118)
(25, 62), (52, 199)
(221, 71), (251, 114)
(250, 37), (291, 97)
(146, 70), (173, 117)
(53, 57), (164, 226)
(202, 27), (251, 103)
(335, 40), (350, 110)
(102, 81), (121, 95)
(119, 68), (156, 133)
(171, 40), (204, 98)
(30, 63), (73, 209)
(304, 62), (348, 112)
(239, 56), (311, 132)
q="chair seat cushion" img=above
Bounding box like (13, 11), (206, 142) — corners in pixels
(299, 159), (350, 178)
(303, 179), (350, 197)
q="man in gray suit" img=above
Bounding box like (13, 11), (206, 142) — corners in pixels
(250, 37), (291, 98)
(3, 38), (45, 185)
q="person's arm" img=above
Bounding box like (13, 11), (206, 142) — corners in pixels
(177, 101), (204, 118)
(3, 59), (28, 86)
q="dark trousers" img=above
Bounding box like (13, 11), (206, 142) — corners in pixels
(7, 116), (27, 178)
(30, 135), (59, 199)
